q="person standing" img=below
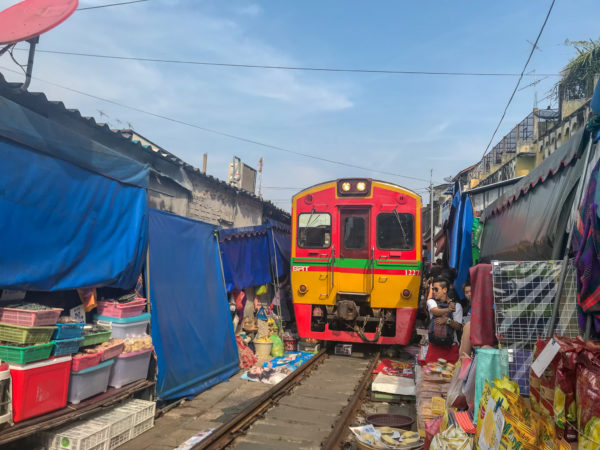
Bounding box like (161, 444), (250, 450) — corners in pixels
(425, 278), (463, 364)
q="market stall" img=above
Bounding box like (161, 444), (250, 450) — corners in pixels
(0, 98), (156, 446)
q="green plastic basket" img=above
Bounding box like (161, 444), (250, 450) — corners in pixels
(0, 342), (54, 364)
(0, 323), (56, 344)
(81, 329), (111, 347)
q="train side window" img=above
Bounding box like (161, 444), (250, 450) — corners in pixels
(298, 213), (331, 248)
(377, 213), (414, 250)
(343, 216), (366, 250)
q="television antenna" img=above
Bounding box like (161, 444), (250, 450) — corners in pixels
(0, 0), (78, 90)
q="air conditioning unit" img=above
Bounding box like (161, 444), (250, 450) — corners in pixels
(227, 156), (257, 194)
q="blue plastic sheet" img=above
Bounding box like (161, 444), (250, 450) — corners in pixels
(448, 187), (473, 297)
(220, 225), (279, 291)
(148, 209), (239, 400)
(0, 138), (148, 291)
(0, 97), (149, 188)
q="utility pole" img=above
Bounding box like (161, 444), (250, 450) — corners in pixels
(257, 157), (263, 198)
(429, 169), (434, 267)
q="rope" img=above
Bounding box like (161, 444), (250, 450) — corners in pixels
(354, 316), (384, 343)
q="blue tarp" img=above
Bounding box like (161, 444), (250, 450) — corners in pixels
(148, 209), (239, 400)
(448, 186), (473, 298)
(0, 96), (149, 188)
(220, 223), (290, 292)
(0, 138), (148, 291)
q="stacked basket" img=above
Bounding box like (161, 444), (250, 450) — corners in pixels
(0, 304), (62, 364)
(94, 297), (153, 389)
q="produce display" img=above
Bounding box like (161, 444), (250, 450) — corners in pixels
(122, 335), (153, 353)
(5, 303), (54, 311)
(350, 424), (423, 449)
(57, 317), (80, 324)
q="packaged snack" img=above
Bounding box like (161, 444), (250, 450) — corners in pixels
(576, 344), (600, 450)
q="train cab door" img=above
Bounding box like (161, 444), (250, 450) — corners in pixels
(339, 208), (372, 293)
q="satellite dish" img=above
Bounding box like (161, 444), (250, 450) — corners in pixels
(0, 0), (78, 89)
(0, 0), (78, 45)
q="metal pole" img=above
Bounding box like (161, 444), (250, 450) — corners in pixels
(21, 37), (39, 91)
(547, 136), (594, 337)
(430, 169), (434, 268)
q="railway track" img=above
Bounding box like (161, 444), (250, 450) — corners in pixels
(195, 348), (379, 450)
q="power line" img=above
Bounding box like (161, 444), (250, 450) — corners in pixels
(481, 0), (556, 158)
(0, 65), (431, 183)
(11, 48), (560, 78)
(77, 0), (149, 11)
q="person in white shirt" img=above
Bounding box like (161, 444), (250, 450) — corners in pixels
(424, 277), (463, 364)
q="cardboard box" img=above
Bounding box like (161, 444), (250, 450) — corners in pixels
(334, 343), (352, 356)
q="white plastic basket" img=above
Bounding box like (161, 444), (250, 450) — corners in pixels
(130, 416), (154, 439)
(108, 428), (131, 450)
(115, 399), (155, 425)
(92, 409), (134, 438)
(46, 420), (110, 450)
(51, 442), (108, 450)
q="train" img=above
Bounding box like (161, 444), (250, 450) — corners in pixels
(290, 178), (423, 345)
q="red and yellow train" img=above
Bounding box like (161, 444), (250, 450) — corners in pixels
(291, 178), (422, 345)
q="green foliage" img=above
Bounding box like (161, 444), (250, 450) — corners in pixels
(558, 39), (600, 101)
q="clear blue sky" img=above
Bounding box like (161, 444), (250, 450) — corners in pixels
(1, 0), (598, 210)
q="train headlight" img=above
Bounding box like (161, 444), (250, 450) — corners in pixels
(356, 181), (366, 192)
(341, 182), (351, 192)
(402, 289), (411, 299)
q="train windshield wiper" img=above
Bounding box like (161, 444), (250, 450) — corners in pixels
(393, 208), (409, 249)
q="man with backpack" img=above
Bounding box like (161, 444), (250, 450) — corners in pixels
(424, 277), (463, 364)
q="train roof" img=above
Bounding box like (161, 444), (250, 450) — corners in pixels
(291, 178), (422, 200)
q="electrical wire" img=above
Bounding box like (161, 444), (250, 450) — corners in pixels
(77, 0), (149, 11)
(0, 65), (432, 183)
(11, 48), (560, 77)
(481, 0), (556, 158)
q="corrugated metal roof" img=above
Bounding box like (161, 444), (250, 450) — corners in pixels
(0, 72), (289, 218)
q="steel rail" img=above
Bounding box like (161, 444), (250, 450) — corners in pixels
(195, 348), (328, 450)
(322, 351), (380, 449)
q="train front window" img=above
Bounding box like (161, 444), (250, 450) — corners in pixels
(377, 212), (414, 250)
(343, 216), (366, 250)
(298, 213), (331, 248)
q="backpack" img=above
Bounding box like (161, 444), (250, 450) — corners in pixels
(428, 301), (455, 347)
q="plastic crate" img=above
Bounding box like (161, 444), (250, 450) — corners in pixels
(94, 314), (150, 339)
(96, 299), (147, 319)
(46, 419), (110, 450)
(130, 416), (154, 439)
(0, 365), (12, 425)
(68, 360), (114, 405)
(108, 428), (131, 450)
(72, 351), (103, 372)
(122, 399), (156, 424)
(0, 342), (53, 364)
(99, 341), (125, 362)
(93, 409), (134, 438)
(52, 337), (84, 357)
(10, 356), (72, 422)
(0, 306), (62, 327)
(0, 323), (56, 344)
(53, 323), (85, 340)
(108, 348), (152, 389)
(81, 328), (111, 347)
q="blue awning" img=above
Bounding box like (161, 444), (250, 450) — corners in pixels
(148, 209), (239, 400)
(0, 138), (148, 291)
(0, 96), (149, 188)
(219, 223), (290, 292)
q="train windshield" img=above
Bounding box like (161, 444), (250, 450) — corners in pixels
(377, 212), (414, 250)
(297, 213), (331, 248)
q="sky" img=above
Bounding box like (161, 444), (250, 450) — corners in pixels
(1, 0), (599, 211)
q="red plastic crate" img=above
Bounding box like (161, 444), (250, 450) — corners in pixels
(71, 351), (103, 371)
(100, 341), (124, 361)
(10, 356), (71, 422)
(0, 306), (62, 327)
(96, 299), (146, 318)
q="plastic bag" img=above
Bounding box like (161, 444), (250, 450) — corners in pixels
(269, 335), (284, 357)
(473, 348), (508, 422)
(462, 354), (476, 413)
(447, 360), (467, 410)
(576, 344), (600, 450)
(430, 425), (472, 450)
(553, 337), (580, 441)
